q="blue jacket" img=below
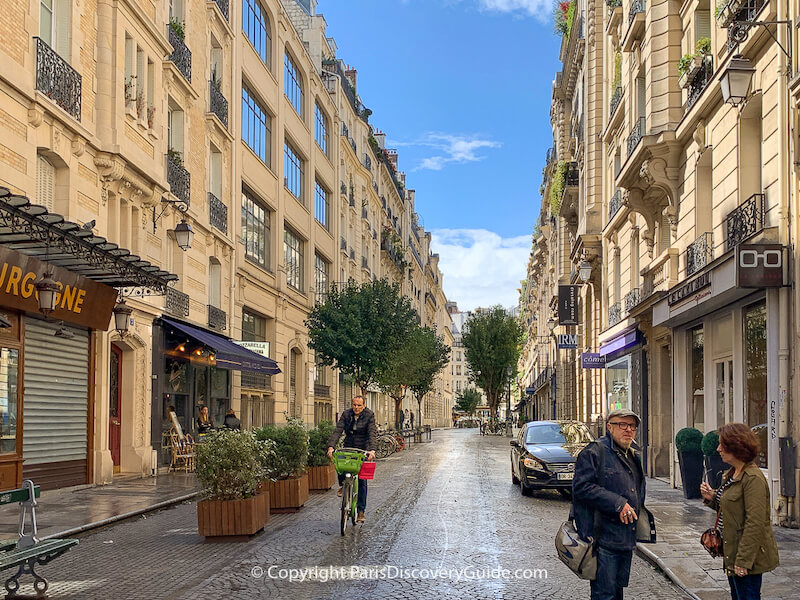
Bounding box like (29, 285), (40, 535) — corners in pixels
(572, 434), (656, 551)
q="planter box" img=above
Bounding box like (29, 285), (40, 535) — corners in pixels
(308, 464), (336, 491)
(704, 454), (731, 488)
(678, 450), (704, 499)
(197, 491), (269, 537)
(679, 54), (710, 89)
(716, 0), (745, 28)
(267, 473), (309, 513)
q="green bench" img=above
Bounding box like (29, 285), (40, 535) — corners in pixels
(0, 481), (77, 599)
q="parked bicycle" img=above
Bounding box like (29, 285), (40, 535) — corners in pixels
(332, 448), (373, 535)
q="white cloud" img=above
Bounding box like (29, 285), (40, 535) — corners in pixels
(398, 133), (501, 171)
(430, 228), (529, 312)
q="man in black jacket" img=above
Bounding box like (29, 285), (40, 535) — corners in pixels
(327, 396), (376, 523)
(572, 409), (656, 600)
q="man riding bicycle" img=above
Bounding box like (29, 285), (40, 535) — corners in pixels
(327, 396), (376, 523)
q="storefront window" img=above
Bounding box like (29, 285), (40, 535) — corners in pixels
(744, 302), (768, 468)
(689, 326), (704, 432)
(606, 356), (630, 412)
(0, 348), (19, 454)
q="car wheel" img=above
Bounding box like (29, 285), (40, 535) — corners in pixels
(511, 460), (520, 485)
(520, 475), (533, 497)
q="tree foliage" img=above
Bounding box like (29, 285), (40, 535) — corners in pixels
(306, 279), (419, 396)
(408, 326), (451, 425)
(462, 306), (523, 415)
(455, 387), (482, 415)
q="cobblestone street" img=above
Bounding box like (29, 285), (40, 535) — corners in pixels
(27, 430), (689, 599)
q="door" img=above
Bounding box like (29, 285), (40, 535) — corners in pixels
(715, 359), (734, 428)
(109, 344), (122, 471)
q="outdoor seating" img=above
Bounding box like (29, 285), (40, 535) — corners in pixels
(168, 428), (195, 472)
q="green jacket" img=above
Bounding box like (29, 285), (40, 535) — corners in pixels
(708, 464), (779, 574)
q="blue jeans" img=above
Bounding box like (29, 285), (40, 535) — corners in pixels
(338, 473), (368, 513)
(590, 547), (632, 600)
(728, 574), (762, 600)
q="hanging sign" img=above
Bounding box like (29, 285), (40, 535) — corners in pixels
(580, 353), (606, 369)
(736, 244), (785, 288)
(557, 333), (578, 349)
(558, 285), (579, 325)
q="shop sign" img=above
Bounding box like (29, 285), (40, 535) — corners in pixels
(235, 341), (270, 358)
(558, 285), (579, 325)
(668, 272), (711, 306)
(524, 386), (536, 395)
(580, 353), (606, 369)
(736, 244), (785, 288)
(0, 246), (117, 330)
(557, 333), (578, 349)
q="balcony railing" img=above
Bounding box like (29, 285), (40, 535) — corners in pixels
(610, 86), (623, 117)
(624, 288), (641, 314)
(340, 237), (347, 251)
(546, 147), (557, 165)
(686, 232), (713, 276)
(212, 0), (229, 21)
(362, 206), (368, 219)
(627, 117), (645, 157)
(314, 383), (331, 398)
(349, 137), (357, 154)
(208, 192), (227, 234)
(410, 243), (423, 268)
(242, 371), (272, 390)
(361, 256), (369, 270)
(363, 153), (372, 170)
(35, 37), (81, 121)
(609, 189), (623, 221)
(166, 153), (191, 208)
(629, 0), (645, 24)
(685, 58), (713, 113)
(349, 248), (356, 261)
(341, 122), (349, 138)
(168, 27), (192, 83)
(340, 182), (347, 195)
(642, 248), (679, 298)
(209, 81), (228, 127)
(165, 287), (189, 318)
(208, 304), (226, 331)
(608, 302), (622, 326)
(725, 193), (764, 251)
(565, 163), (579, 186)
(425, 291), (438, 309)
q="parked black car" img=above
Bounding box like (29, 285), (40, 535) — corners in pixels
(510, 420), (594, 496)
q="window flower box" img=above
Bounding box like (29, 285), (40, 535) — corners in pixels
(679, 53), (712, 88)
(715, 0), (745, 28)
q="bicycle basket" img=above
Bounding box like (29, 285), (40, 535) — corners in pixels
(358, 461), (376, 480)
(333, 450), (364, 475)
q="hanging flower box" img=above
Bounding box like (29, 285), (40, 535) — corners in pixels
(679, 53), (711, 89)
(715, 0), (745, 28)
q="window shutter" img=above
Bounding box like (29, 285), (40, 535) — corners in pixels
(36, 155), (55, 212)
(695, 11), (711, 42)
(54, 0), (71, 61)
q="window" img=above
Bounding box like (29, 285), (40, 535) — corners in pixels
(314, 253), (329, 300)
(284, 227), (304, 292)
(689, 325), (705, 431)
(0, 348), (19, 454)
(242, 85), (271, 165)
(284, 141), (304, 201)
(243, 0), (271, 67)
(167, 98), (184, 157)
(284, 51), (304, 116)
(242, 309), (267, 342)
(743, 302), (767, 468)
(40, 0), (70, 59)
(241, 188), (270, 268)
(209, 257), (221, 308)
(315, 102), (329, 155)
(209, 146), (222, 199)
(169, 0), (184, 22)
(314, 180), (328, 228)
(35, 155), (55, 211)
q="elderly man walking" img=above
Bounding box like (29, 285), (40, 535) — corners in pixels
(572, 409), (656, 600)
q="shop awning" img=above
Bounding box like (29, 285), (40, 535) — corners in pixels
(599, 327), (644, 357)
(162, 318), (281, 375)
(0, 187), (177, 293)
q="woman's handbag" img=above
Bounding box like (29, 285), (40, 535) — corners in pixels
(700, 509), (723, 558)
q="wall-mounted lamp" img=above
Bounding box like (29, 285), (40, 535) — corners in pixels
(578, 260), (592, 283)
(173, 219), (194, 251)
(547, 317), (557, 333)
(720, 55), (756, 106)
(112, 298), (133, 335)
(35, 272), (60, 316)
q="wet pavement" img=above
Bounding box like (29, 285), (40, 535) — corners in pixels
(4, 429), (690, 599)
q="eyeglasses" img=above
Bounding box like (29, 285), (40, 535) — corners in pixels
(608, 422), (637, 431)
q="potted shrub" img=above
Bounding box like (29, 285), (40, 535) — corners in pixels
(255, 417), (310, 513)
(678, 38), (712, 89)
(307, 419), (337, 491)
(702, 430), (731, 488)
(194, 429), (273, 537)
(675, 427), (704, 499)
(715, 0), (746, 29)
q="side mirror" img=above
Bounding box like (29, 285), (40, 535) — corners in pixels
(509, 440), (519, 447)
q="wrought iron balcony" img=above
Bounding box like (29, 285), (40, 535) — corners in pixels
(165, 287), (190, 318)
(725, 193), (764, 251)
(565, 163), (579, 186)
(349, 137), (357, 154)
(363, 153), (372, 170)
(34, 37), (81, 121)
(349, 248), (356, 261)
(629, 0), (645, 24)
(208, 304), (226, 331)
(208, 192), (227, 234)
(166, 153), (191, 208)
(212, 0), (229, 21)
(686, 232), (713, 276)
(373, 181), (378, 193)
(610, 86), (623, 117)
(609, 189), (623, 221)
(209, 81), (228, 127)
(685, 58), (713, 113)
(168, 27), (192, 83)
(624, 288), (641, 314)
(341, 122), (349, 138)
(546, 147), (557, 165)
(606, 0), (621, 6)
(627, 117), (645, 157)
(340, 182), (347, 195)
(361, 256), (368, 269)
(340, 237), (347, 251)
(608, 302), (622, 327)
(361, 206), (368, 219)
(425, 291), (438, 309)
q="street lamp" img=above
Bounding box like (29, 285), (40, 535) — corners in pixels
(173, 219), (194, 251)
(578, 260), (592, 283)
(112, 298), (133, 335)
(547, 316), (557, 333)
(720, 55), (756, 106)
(35, 271), (60, 316)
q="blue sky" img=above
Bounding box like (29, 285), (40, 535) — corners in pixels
(317, 0), (561, 310)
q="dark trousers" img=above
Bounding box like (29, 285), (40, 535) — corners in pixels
(337, 473), (368, 513)
(728, 574), (763, 600)
(590, 547), (632, 600)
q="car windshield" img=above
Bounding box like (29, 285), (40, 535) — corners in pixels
(525, 423), (593, 445)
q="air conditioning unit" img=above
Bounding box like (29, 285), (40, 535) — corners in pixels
(151, 449), (159, 477)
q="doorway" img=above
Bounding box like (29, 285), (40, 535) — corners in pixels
(109, 344), (122, 472)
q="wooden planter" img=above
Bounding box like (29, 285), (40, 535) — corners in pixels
(197, 491), (269, 537)
(308, 464), (336, 491)
(267, 473), (309, 513)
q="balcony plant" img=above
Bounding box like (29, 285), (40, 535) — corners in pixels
(167, 146), (183, 165)
(147, 105), (156, 129)
(307, 419), (337, 491)
(255, 417), (310, 513)
(554, 0), (576, 37)
(678, 38), (712, 88)
(124, 75), (136, 106)
(194, 429), (273, 536)
(701, 429), (731, 488)
(169, 17), (185, 40)
(715, 0), (746, 29)
(136, 90), (145, 119)
(550, 160), (568, 215)
(675, 426), (704, 499)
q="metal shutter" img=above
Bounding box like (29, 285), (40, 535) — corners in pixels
(23, 318), (89, 465)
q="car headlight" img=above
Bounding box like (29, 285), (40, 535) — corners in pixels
(523, 457), (544, 470)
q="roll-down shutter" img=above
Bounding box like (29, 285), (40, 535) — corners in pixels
(23, 318), (88, 487)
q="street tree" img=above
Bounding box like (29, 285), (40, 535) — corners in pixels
(462, 306), (523, 416)
(455, 387), (482, 416)
(375, 334), (418, 429)
(306, 279), (418, 397)
(408, 326), (451, 428)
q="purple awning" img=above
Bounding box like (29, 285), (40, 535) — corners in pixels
(599, 329), (643, 357)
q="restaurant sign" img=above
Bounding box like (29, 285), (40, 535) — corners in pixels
(0, 246), (118, 330)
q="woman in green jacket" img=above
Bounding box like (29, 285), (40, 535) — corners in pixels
(700, 423), (779, 599)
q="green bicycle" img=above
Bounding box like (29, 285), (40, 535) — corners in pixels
(332, 448), (367, 535)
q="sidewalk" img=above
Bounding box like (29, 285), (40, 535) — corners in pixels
(0, 472), (198, 540)
(639, 478), (800, 600)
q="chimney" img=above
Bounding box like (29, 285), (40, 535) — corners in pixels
(373, 130), (386, 149)
(387, 149), (398, 170)
(344, 67), (357, 90)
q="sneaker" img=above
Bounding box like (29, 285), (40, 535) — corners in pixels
(337, 487), (343, 497)
(356, 512), (365, 523)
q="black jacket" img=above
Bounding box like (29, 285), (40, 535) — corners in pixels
(223, 414), (241, 430)
(329, 408), (377, 452)
(572, 434), (656, 551)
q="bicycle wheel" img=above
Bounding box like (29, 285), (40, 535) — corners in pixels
(394, 435), (405, 451)
(340, 477), (352, 535)
(375, 436), (392, 459)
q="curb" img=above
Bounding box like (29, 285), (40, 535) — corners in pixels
(43, 490), (201, 541)
(636, 543), (702, 600)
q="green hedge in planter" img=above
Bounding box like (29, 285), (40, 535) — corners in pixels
(308, 420), (335, 467)
(255, 417), (309, 480)
(195, 429), (275, 500)
(702, 430), (721, 457)
(675, 427), (703, 453)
